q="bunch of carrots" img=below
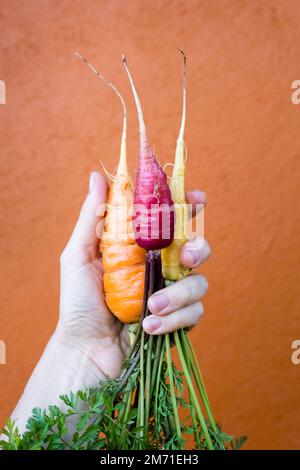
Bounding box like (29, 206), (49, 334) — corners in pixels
(75, 51), (242, 450)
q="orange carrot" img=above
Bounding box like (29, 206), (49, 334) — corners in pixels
(76, 53), (146, 323)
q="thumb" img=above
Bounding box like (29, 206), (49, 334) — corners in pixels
(62, 172), (108, 258)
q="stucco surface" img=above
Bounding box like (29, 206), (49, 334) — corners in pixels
(0, 0), (300, 449)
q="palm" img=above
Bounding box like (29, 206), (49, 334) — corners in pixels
(59, 252), (129, 378)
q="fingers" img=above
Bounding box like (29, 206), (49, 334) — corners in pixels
(147, 272), (208, 315)
(186, 190), (207, 218)
(143, 274), (208, 335)
(180, 237), (211, 269)
(61, 172), (108, 260)
(183, 190), (209, 266)
(142, 189), (208, 335)
(143, 301), (204, 335)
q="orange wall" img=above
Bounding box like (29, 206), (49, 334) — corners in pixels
(0, 0), (300, 449)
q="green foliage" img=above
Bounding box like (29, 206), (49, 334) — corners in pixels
(0, 335), (246, 451)
(0, 382), (116, 450)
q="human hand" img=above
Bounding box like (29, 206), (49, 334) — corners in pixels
(56, 171), (211, 380)
(10, 171), (210, 432)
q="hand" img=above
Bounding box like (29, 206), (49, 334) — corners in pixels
(57, 171), (211, 380)
(10, 171), (211, 432)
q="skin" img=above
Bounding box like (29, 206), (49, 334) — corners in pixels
(10, 171), (211, 433)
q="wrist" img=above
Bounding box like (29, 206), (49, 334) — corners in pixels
(43, 329), (106, 389)
(11, 331), (105, 434)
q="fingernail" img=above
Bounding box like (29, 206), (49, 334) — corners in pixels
(148, 293), (169, 313)
(89, 172), (96, 193)
(143, 316), (161, 332)
(186, 190), (207, 204)
(185, 250), (202, 267)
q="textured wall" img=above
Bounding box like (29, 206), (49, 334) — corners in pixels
(0, 0), (300, 449)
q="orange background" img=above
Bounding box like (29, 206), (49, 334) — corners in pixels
(0, 0), (300, 449)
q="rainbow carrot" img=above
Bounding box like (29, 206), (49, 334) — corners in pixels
(162, 50), (219, 449)
(162, 50), (190, 281)
(76, 53), (146, 323)
(122, 55), (174, 251)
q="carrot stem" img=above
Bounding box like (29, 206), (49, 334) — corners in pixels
(119, 388), (133, 448)
(138, 328), (145, 435)
(145, 334), (153, 433)
(179, 330), (201, 449)
(174, 330), (214, 450)
(150, 254), (164, 394)
(150, 335), (162, 394)
(182, 331), (218, 432)
(154, 340), (165, 439)
(165, 334), (182, 441)
(184, 332), (226, 449)
(140, 251), (155, 437)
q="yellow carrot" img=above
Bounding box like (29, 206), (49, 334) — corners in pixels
(162, 50), (190, 281)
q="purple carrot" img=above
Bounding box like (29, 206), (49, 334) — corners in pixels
(122, 55), (174, 250)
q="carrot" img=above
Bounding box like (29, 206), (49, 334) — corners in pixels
(122, 55), (174, 251)
(79, 52), (229, 451)
(122, 55), (176, 437)
(162, 51), (219, 449)
(161, 50), (190, 281)
(2, 53), (240, 453)
(76, 53), (146, 323)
